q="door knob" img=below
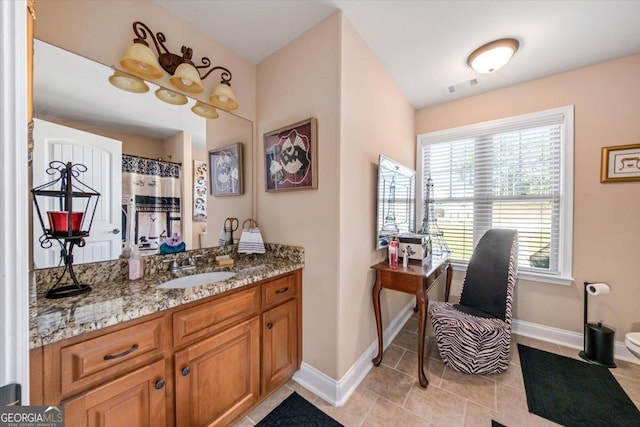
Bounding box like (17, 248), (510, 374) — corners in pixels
(111, 228), (120, 234)
(267, 323), (273, 330)
(154, 379), (165, 390)
(181, 366), (190, 376)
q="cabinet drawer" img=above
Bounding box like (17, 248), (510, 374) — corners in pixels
(60, 317), (165, 397)
(173, 285), (260, 348)
(262, 274), (297, 310)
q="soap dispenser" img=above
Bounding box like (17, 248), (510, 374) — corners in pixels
(128, 245), (144, 280)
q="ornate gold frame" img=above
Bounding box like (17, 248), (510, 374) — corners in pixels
(600, 143), (640, 183)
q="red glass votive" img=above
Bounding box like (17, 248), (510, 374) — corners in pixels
(47, 211), (84, 232)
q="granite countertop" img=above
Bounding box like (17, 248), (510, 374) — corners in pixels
(30, 244), (304, 349)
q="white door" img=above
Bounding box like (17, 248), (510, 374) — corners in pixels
(33, 119), (122, 268)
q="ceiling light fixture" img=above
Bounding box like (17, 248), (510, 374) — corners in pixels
(467, 38), (519, 73)
(118, 21), (238, 111)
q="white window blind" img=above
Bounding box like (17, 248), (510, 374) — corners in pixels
(418, 106), (574, 284)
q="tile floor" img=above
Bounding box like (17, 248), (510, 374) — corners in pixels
(233, 316), (640, 426)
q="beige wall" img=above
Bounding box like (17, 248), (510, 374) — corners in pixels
(337, 17), (415, 377)
(257, 13), (342, 378)
(34, 0), (256, 122)
(256, 13), (416, 380)
(416, 54), (640, 340)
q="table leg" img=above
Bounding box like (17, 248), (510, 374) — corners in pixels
(444, 262), (453, 303)
(416, 285), (429, 387)
(372, 273), (383, 366)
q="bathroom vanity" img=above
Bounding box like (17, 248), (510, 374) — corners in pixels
(29, 244), (304, 426)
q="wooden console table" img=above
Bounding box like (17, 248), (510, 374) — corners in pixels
(371, 255), (451, 387)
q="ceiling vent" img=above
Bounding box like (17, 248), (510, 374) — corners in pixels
(445, 78), (479, 95)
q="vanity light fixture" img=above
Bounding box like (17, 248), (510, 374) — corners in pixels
(155, 88), (188, 105)
(467, 38), (519, 73)
(191, 101), (219, 119)
(209, 81), (239, 111)
(119, 21), (239, 110)
(170, 61), (205, 93)
(108, 70), (149, 93)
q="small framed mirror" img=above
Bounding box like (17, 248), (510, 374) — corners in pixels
(376, 155), (416, 250)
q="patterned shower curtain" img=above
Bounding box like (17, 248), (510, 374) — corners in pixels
(122, 155), (181, 249)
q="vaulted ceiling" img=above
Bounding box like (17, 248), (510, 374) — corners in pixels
(155, 0), (640, 109)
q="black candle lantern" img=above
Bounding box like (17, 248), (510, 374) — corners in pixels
(32, 162), (100, 299)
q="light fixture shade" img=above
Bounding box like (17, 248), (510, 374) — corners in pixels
(191, 101), (219, 119)
(155, 88), (188, 105)
(108, 70), (149, 93)
(120, 42), (163, 79)
(467, 38), (519, 73)
(169, 63), (205, 94)
(208, 83), (239, 111)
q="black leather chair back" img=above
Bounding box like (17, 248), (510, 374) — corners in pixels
(456, 229), (518, 321)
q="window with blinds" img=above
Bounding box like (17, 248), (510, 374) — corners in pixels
(417, 106), (574, 284)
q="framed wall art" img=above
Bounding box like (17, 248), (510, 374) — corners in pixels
(209, 142), (243, 196)
(193, 160), (207, 221)
(601, 143), (640, 183)
(264, 117), (317, 191)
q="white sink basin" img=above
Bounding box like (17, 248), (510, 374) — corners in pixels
(157, 271), (237, 289)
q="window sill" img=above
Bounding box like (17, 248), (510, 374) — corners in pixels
(517, 271), (574, 286)
(450, 263), (574, 286)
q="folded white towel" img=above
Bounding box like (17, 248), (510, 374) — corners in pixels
(238, 227), (266, 254)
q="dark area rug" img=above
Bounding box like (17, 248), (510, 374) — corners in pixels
(256, 392), (343, 427)
(518, 344), (640, 427)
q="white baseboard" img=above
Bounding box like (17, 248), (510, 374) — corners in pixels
(294, 312), (640, 407)
(293, 301), (415, 406)
(512, 319), (639, 364)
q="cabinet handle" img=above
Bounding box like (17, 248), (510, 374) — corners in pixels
(181, 366), (191, 376)
(267, 323), (273, 330)
(103, 343), (139, 360)
(155, 379), (165, 390)
(275, 287), (289, 294)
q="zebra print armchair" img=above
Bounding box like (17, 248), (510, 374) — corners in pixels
(429, 229), (518, 374)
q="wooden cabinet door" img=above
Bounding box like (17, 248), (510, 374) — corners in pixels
(174, 317), (260, 427)
(262, 299), (298, 394)
(63, 359), (166, 427)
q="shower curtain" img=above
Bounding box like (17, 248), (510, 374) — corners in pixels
(122, 155), (181, 250)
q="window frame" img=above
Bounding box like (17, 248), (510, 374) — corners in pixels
(417, 106), (574, 285)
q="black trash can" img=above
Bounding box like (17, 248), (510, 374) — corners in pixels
(581, 322), (616, 368)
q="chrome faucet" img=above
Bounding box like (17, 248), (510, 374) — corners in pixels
(163, 254), (202, 273)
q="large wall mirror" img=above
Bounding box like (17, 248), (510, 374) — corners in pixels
(32, 39), (254, 269)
